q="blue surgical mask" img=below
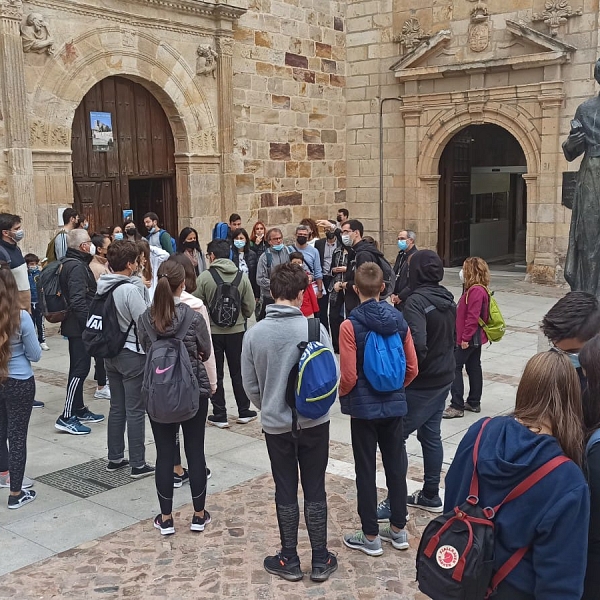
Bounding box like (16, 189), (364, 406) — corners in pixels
(272, 243), (284, 252)
(234, 240), (246, 249)
(398, 239), (408, 251)
(114, 232), (124, 241)
(11, 229), (24, 242)
(341, 234), (352, 247)
(568, 352), (581, 370)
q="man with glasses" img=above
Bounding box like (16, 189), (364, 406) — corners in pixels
(55, 229), (105, 435)
(256, 228), (291, 321)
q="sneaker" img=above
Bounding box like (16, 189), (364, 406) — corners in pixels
(464, 404), (481, 413)
(106, 459), (129, 472)
(190, 510), (211, 532)
(32, 400), (44, 409)
(55, 415), (91, 435)
(0, 473), (34, 489)
(310, 552), (338, 582)
(173, 468), (189, 488)
(94, 387), (111, 400)
(207, 414), (230, 429)
(343, 531), (383, 556)
(206, 467), (212, 480)
(442, 406), (464, 419)
(379, 524), (409, 550)
(236, 410), (258, 424)
(153, 514), (175, 536)
(377, 497), (391, 522)
(40, 342), (50, 351)
(76, 407), (105, 423)
(407, 490), (443, 513)
(263, 552), (304, 581)
(131, 464), (155, 479)
(8, 489), (37, 509)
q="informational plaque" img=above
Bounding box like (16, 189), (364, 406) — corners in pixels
(562, 171), (578, 209)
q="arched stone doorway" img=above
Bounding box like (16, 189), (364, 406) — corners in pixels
(71, 76), (177, 235)
(437, 124), (527, 267)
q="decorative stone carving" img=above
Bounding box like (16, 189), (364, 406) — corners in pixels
(216, 36), (234, 57)
(20, 13), (55, 55)
(29, 120), (48, 146)
(468, 1), (490, 52)
(393, 18), (431, 53)
(0, 0), (23, 20)
(196, 45), (217, 77)
(122, 30), (136, 48)
(532, 0), (582, 37)
(192, 129), (217, 154)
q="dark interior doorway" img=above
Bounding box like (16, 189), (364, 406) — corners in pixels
(129, 178), (176, 236)
(438, 124), (527, 268)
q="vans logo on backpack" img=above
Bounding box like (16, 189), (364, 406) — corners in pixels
(155, 365), (174, 375)
(86, 315), (103, 330)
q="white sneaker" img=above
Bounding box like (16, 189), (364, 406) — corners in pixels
(94, 387), (111, 400)
(0, 473), (34, 489)
(40, 343), (50, 351)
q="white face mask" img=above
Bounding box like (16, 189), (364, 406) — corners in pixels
(341, 234), (352, 247)
(89, 243), (96, 256)
(459, 269), (464, 283)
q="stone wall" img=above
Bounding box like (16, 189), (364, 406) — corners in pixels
(232, 0), (346, 235)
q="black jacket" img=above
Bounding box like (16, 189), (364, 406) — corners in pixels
(315, 238), (339, 279)
(393, 244), (418, 303)
(344, 240), (387, 315)
(232, 247), (259, 298)
(402, 251), (456, 390)
(59, 248), (97, 338)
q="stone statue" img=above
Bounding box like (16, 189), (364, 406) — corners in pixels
(20, 12), (55, 55)
(196, 45), (217, 77)
(563, 58), (600, 296)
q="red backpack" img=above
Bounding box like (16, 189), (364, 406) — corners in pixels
(416, 418), (569, 600)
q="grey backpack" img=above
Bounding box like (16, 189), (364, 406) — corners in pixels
(140, 305), (199, 424)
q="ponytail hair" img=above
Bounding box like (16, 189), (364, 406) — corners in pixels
(0, 263), (21, 383)
(151, 260), (185, 333)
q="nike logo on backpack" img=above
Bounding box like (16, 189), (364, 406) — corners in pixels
(155, 365), (174, 375)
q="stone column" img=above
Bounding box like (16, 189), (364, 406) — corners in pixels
(0, 0), (36, 222)
(216, 34), (235, 218)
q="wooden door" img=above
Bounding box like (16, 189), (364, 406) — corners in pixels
(73, 181), (115, 234)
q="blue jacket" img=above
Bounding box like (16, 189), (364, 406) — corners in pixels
(28, 268), (40, 303)
(340, 298), (408, 420)
(445, 416), (589, 600)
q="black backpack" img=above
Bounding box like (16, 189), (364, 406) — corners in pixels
(36, 259), (71, 323)
(416, 418), (570, 600)
(357, 249), (395, 300)
(208, 268), (243, 328)
(82, 280), (136, 359)
(139, 306), (200, 424)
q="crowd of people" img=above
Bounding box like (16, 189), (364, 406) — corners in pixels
(0, 207), (599, 597)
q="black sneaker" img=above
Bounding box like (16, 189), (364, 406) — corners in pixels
(236, 410), (258, 424)
(8, 489), (37, 510)
(32, 400), (44, 409)
(153, 514), (175, 536)
(190, 510), (211, 532)
(107, 459), (129, 472)
(173, 468), (189, 488)
(264, 552), (303, 581)
(310, 552), (338, 582)
(406, 490), (443, 513)
(207, 414), (230, 429)
(131, 464), (155, 479)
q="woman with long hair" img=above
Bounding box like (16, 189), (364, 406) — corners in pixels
(300, 217), (320, 246)
(231, 228), (259, 299)
(444, 351), (589, 600)
(111, 225), (123, 241)
(177, 227), (205, 277)
(443, 256), (491, 419)
(136, 239), (169, 299)
(0, 263), (41, 508)
(138, 260), (213, 535)
(123, 219), (142, 242)
(250, 221), (268, 257)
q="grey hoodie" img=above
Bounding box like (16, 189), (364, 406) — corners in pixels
(241, 303), (338, 435)
(96, 274), (150, 353)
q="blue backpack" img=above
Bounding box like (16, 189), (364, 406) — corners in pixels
(286, 318), (338, 437)
(212, 222), (230, 241)
(157, 230), (176, 253)
(362, 330), (406, 393)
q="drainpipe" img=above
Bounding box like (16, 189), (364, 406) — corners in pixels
(379, 97), (402, 255)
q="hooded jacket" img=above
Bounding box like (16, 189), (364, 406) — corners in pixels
(232, 246), (259, 298)
(339, 299), (418, 419)
(445, 417), (589, 600)
(402, 250), (456, 389)
(256, 246), (290, 298)
(137, 301), (212, 399)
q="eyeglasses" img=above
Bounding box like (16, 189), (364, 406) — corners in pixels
(270, 236), (283, 242)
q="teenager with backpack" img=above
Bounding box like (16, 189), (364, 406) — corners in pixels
(96, 241), (154, 478)
(46, 208), (79, 264)
(429, 351), (589, 600)
(241, 263), (338, 583)
(195, 239), (256, 428)
(138, 260), (213, 535)
(339, 263), (418, 556)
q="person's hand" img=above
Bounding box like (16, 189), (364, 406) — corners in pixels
(334, 282), (342, 292)
(317, 219), (335, 231)
(317, 290), (323, 299)
(390, 294), (400, 305)
(332, 266), (346, 274)
(256, 234), (264, 242)
(460, 341), (470, 349)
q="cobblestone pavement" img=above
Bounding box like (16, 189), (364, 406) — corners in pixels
(0, 272), (563, 597)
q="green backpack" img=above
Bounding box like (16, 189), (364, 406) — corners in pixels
(471, 286), (506, 343)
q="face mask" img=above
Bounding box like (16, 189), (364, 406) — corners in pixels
(114, 232), (123, 241)
(183, 241), (197, 250)
(83, 223), (89, 230)
(296, 235), (308, 246)
(147, 226), (156, 234)
(568, 352), (581, 370)
(398, 239), (408, 251)
(272, 243), (284, 252)
(234, 240), (246, 249)
(89, 243), (96, 256)
(459, 269), (464, 283)
(336, 215), (343, 223)
(125, 228), (136, 237)
(341, 234), (352, 247)
(11, 229), (24, 242)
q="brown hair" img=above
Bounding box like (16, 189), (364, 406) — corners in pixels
(107, 240), (139, 273)
(136, 239), (152, 282)
(270, 263), (308, 301)
(355, 262), (384, 298)
(168, 253), (197, 293)
(579, 334), (600, 440)
(0, 264), (21, 383)
(250, 221), (267, 243)
(151, 260), (185, 333)
(514, 351), (584, 465)
(300, 217), (320, 240)
(462, 256), (490, 290)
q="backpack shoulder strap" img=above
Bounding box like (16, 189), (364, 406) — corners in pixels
(232, 270), (243, 287)
(587, 429), (600, 455)
(468, 418), (492, 499)
(209, 267), (224, 286)
(307, 317), (320, 342)
(174, 305), (195, 341)
(266, 250), (273, 269)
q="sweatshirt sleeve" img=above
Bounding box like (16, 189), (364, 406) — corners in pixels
(198, 304), (217, 393)
(339, 319), (357, 396)
(402, 298), (429, 364)
(21, 311), (42, 363)
(241, 333), (261, 409)
(241, 274), (256, 318)
(462, 287), (486, 343)
(586, 443), (600, 572)
(403, 328), (419, 387)
(256, 253), (269, 293)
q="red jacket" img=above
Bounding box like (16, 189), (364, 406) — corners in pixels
(300, 283), (319, 317)
(456, 284), (489, 345)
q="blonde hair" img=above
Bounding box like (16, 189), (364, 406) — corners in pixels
(462, 256), (490, 290)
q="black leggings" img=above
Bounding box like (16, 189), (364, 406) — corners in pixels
(150, 397), (209, 515)
(0, 377), (35, 492)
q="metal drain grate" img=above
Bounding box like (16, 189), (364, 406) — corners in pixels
(36, 459), (136, 499)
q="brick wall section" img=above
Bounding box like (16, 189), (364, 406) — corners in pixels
(232, 0), (346, 234)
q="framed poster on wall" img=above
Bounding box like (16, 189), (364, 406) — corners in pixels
(90, 112), (114, 151)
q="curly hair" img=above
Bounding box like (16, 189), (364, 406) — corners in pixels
(0, 264), (21, 383)
(462, 256), (490, 290)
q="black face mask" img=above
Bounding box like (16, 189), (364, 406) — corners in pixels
(336, 215), (343, 223)
(183, 241), (197, 250)
(296, 235), (308, 246)
(125, 227), (136, 237)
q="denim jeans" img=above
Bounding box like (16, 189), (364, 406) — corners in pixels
(450, 346), (483, 410)
(403, 384), (451, 498)
(105, 349), (146, 468)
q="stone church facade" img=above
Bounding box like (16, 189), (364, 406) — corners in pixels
(0, 0), (598, 282)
